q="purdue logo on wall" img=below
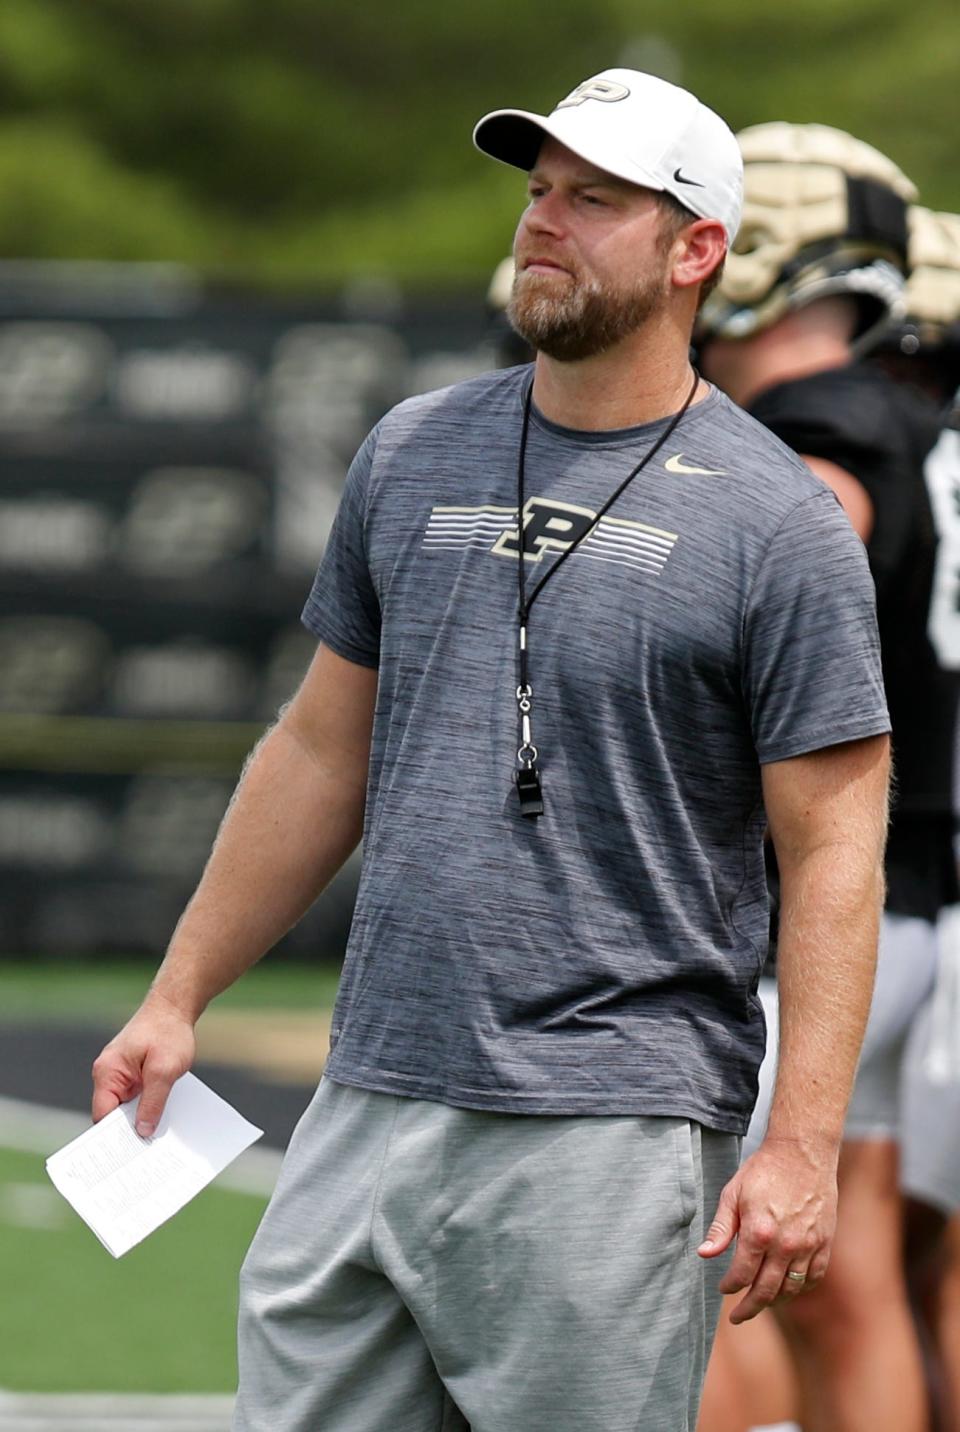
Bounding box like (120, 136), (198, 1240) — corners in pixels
(422, 498), (678, 576)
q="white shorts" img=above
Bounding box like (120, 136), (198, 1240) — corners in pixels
(745, 909), (960, 1214)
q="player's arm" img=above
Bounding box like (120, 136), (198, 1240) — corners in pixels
(698, 731), (890, 1322)
(800, 455), (874, 542)
(91, 642), (377, 1135)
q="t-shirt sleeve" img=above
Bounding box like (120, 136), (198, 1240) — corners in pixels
(742, 488), (890, 763)
(300, 424), (381, 668)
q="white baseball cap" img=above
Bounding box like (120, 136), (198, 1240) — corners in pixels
(473, 68), (743, 246)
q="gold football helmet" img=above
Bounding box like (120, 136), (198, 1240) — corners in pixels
(699, 122), (917, 346)
(900, 207), (960, 345)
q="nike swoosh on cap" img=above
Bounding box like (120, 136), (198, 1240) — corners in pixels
(664, 454), (728, 476)
(672, 167), (705, 188)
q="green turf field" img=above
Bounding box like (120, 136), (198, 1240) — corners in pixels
(0, 1144), (267, 1392)
(0, 958), (342, 1023)
(0, 958), (341, 1392)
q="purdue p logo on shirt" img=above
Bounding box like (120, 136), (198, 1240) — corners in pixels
(420, 497), (679, 578)
(493, 498), (597, 562)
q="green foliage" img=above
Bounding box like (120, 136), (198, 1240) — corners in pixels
(0, 0), (954, 287)
(0, 121), (214, 263)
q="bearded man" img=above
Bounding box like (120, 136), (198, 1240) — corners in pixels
(91, 70), (891, 1432)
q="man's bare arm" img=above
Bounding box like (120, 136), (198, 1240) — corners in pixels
(801, 455), (874, 542)
(91, 643), (378, 1134)
(698, 732), (890, 1322)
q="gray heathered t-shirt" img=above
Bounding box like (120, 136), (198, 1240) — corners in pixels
(302, 365), (889, 1134)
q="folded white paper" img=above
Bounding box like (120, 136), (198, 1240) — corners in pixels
(46, 1072), (263, 1257)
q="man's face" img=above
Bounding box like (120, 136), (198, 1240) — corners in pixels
(508, 137), (676, 362)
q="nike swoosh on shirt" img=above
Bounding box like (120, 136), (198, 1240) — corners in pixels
(664, 454), (728, 476)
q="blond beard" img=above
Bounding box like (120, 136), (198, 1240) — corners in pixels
(508, 264), (669, 362)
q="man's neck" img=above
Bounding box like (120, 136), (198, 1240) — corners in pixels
(530, 322), (703, 431)
(700, 296), (864, 409)
(741, 335), (851, 409)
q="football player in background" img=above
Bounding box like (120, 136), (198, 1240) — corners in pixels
(867, 205), (960, 1432)
(696, 126), (959, 1432)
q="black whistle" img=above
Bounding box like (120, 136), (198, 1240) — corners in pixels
(516, 766), (544, 818)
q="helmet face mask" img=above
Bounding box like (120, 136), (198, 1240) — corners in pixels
(697, 123), (916, 349)
(703, 246), (907, 343)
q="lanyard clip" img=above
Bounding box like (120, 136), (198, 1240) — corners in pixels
(515, 681), (543, 816)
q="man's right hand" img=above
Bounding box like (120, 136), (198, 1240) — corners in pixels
(91, 992), (197, 1137)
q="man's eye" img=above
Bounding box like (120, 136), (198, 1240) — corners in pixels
(581, 193), (606, 206)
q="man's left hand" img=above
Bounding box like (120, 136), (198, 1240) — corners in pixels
(696, 1135), (839, 1323)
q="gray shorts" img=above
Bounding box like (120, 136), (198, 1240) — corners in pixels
(234, 1077), (739, 1432)
(746, 910), (960, 1214)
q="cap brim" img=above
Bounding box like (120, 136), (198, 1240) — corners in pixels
(472, 108), (667, 196)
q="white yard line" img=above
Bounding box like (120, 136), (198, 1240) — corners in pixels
(0, 1391), (234, 1431)
(0, 1096), (281, 1197)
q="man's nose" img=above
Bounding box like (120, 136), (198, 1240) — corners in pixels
(522, 190), (567, 238)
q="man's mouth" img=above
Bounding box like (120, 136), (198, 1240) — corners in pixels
(520, 257), (571, 276)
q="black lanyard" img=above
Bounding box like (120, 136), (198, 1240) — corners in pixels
(513, 368), (701, 818)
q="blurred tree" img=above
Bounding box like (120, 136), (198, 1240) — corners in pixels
(0, 0), (954, 288)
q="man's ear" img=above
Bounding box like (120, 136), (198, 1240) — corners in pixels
(672, 219), (727, 292)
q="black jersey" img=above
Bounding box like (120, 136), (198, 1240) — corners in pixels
(750, 365), (959, 920)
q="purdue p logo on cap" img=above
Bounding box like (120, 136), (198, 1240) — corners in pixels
(557, 78), (630, 109)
